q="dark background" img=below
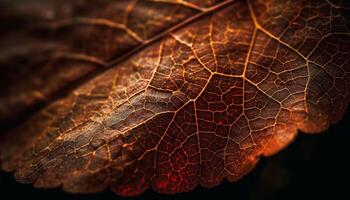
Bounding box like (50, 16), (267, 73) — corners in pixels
(1, 109), (349, 200)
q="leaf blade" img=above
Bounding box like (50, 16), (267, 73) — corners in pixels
(1, 0), (350, 196)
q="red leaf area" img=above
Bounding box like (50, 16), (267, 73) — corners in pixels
(0, 0), (349, 197)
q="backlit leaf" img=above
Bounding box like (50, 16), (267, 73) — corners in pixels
(1, 0), (349, 196)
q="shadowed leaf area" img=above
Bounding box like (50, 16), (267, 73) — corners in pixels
(0, 0), (349, 196)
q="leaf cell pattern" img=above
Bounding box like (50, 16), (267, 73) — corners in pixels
(1, 0), (350, 196)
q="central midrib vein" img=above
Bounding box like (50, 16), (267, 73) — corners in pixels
(3, 0), (236, 134)
(44, 0), (237, 103)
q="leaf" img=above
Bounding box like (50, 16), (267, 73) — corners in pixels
(0, 0), (203, 125)
(1, 0), (350, 196)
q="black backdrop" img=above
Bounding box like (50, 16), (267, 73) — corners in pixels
(1, 109), (349, 200)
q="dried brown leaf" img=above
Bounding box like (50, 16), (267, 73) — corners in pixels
(0, 0), (349, 196)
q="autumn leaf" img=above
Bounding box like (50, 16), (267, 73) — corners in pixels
(0, 0), (349, 196)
